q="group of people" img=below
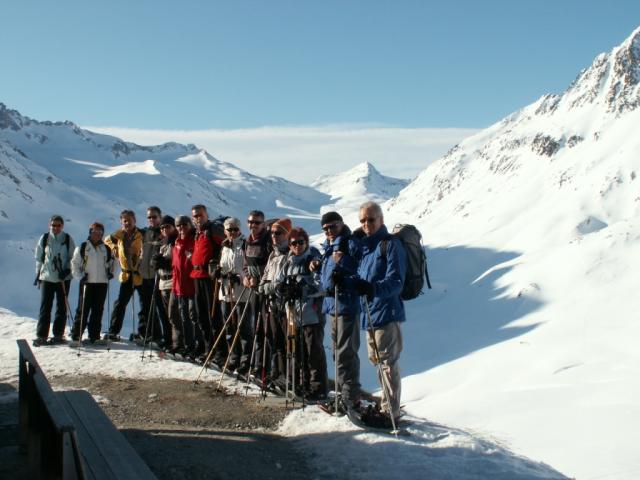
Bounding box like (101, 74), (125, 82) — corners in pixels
(33, 201), (407, 421)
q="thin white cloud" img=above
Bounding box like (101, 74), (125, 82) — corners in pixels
(83, 125), (478, 184)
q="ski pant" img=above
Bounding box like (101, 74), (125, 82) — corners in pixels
(367, 321), (403, 419)
(158, 290), (181, 347)
(300, 322), (328, 396)
(138, 277), (162, 340)
(222, 300), (252, 372)
(250, 294), (270, 375)
(37, 280), (71, 339)
(269, 307), (287, 382)
(108, 277), (144, 336)
(72, 282), (108, 341)
(176, 295), (197, 353)
(160, 289), (179, 348)
(331, 313), (362, 404)
(194, 277), (228, 360)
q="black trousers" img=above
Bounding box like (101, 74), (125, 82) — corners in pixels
(193, 278), (215, 356)
(300, 323), (328, 396)
(72, 282), (108, 341)
(37, 280), (71, 339)
(176, 295), (197, 353)
(109, 277), (143, 336)
(222, 300), (252, 371)
(269, 307), (287, 381)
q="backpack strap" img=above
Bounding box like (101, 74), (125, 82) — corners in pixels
(40, 233), (50, 264)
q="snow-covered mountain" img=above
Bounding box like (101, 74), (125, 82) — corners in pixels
(0, 104), (329, 313)
(312, 162), (408, 219)
(385, 27), (640, 479)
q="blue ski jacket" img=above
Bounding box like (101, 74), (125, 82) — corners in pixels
(319, 230), (361, 316)
(355, 225), (406, 329)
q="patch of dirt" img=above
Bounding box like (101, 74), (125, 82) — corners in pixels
(49, 375), (316, 480)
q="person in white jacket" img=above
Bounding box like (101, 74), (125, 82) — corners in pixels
(219, 217), (252, 376)
(69, 222), (114, 345)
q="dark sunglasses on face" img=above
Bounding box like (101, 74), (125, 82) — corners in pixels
(322, 223), (340, 232)
(248, 220), (263, 225)
(226, 227), (240, 232)
(290, 239), (306, 246)
(160, 224), (172, 229)
(359, 217), (378, 224)
(270, 230), (284, 236)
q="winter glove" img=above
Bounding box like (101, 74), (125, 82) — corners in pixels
(331, 269), (344, 287)
(354, 279), (374, 301)
(208, 260), (221, 280)
(230, 273), (241, 286)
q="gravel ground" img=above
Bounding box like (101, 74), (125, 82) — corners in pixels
(8, 375), (318, 480)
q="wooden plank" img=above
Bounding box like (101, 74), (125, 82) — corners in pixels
(57, 390), (157, 480)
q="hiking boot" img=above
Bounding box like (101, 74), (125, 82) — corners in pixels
(32, 337), (48, 347)
(103, 333), (120, 341)
(49, 336), (67, 345)
(68, 340), (82, 348)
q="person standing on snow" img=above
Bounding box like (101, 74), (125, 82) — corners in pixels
(353, 201), (406, 423)
(218, 217), (252, 377)
(136, 205), (165, 345)
(104, 209), (144, 341)
(190, 204), (225, 364)
(313, 211), (363, 408)
(33, 214), (76, 346)
(69, 222), (113, 346)
(150, 215), (177, 350)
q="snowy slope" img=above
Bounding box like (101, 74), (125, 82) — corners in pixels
(0, 104), (329, 315)
(312, 161), (408, 218)
(384, 26), (640, 479)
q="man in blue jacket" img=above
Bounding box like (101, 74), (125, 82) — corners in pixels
(353, 201), (406, 422)
(315, 211), (362, 407)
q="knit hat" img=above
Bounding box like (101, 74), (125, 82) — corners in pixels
(160, 215), (175, 227)
(272, 218), (292, 234)
(174, 215), (192, 227)
(320, 211), (343, 226)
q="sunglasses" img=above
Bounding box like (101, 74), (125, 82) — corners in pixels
(290, 239), (306, 246)
(247, 220), (263, 225)
(226, 227), (240, 232)
(160, 224), (172, 229)
(359, 217), (379, 224)
(322, 223), (340, 232)
(270, 230), (284, 236)
(51, 223), (63, 228)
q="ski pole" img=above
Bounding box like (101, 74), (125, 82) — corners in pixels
(216, 298), (252, 390)
(131, 280), (136, 339)
(298, 297), (306, 409)
(362, 298), (399, 435)
(106, 279), (112, 351)
(244, 300), (262, 395)
(193, 287), (249, 385)
(334, 285), (339, 416)
(141, 275), (159, 361)
(260, 299), (269, 397)
(76, 282), (87, 357)
(59, 278), (75, 339)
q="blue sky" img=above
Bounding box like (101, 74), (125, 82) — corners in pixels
(2, 2), (639, 183)
(3, 1), (639, 130)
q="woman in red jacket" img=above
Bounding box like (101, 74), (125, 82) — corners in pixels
(172, 215), (198, 358)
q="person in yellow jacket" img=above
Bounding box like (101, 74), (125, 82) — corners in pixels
(104, 209), (144, 340)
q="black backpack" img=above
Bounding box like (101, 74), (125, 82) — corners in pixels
(381, 224), (431, 300)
